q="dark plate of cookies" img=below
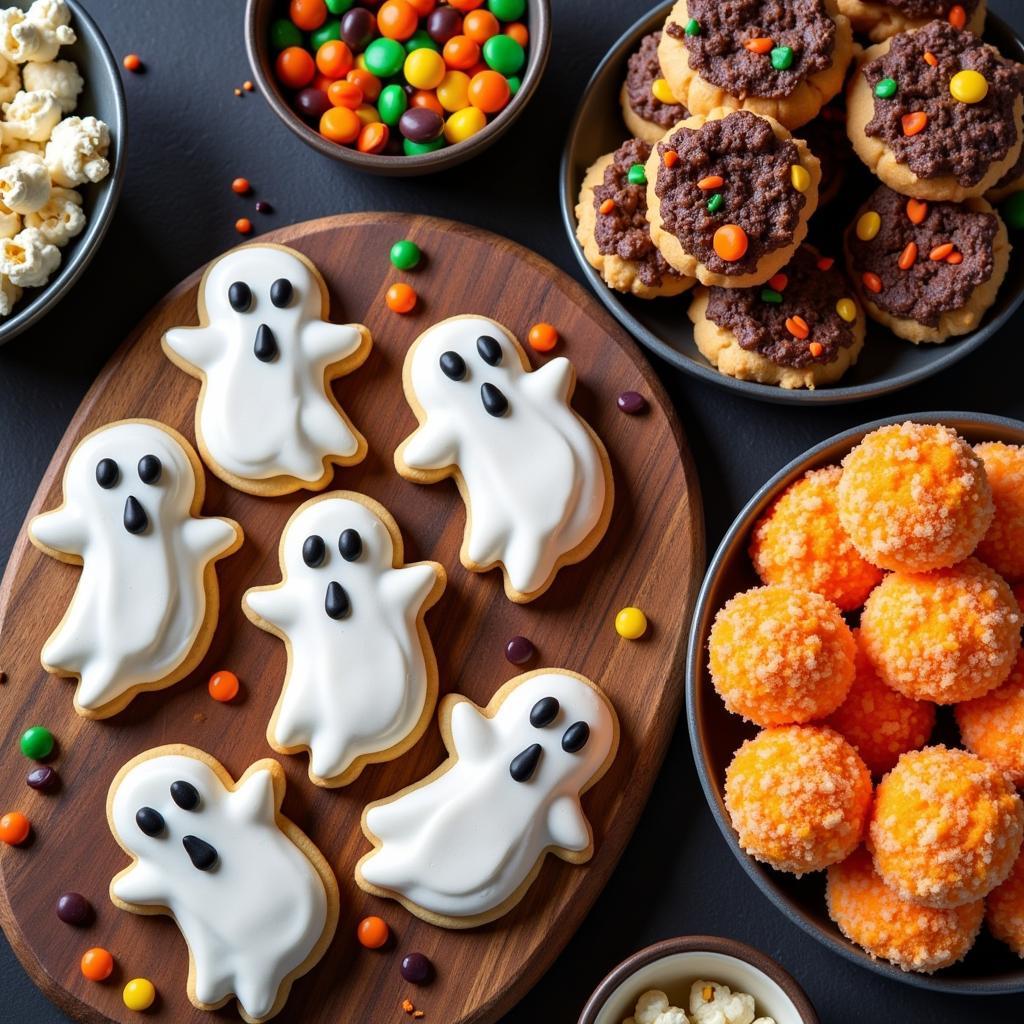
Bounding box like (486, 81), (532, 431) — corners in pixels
(559, 0), (1024, 403)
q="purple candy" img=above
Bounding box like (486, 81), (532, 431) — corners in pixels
(426, 6), (462, 44)
(616, 391), (648, 415)
(505, 635), (535, 665)
(255, 200), (273, 214)
(26, 765), (58, 792)
(340, 7), (376, 50)
(56, 892), (94, 926)
(294, 87), (331, 121)
(400, 952), (434, 985)
(399, 107), (444, 143)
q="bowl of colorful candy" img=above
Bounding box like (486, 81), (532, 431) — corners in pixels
(246, 0), (550, 176)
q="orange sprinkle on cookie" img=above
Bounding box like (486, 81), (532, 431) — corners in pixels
(785, 315), (809, 339)
(859, 558), (1020, 704)
(725, 725), (871, 875)
(957, 648), (1024, 786)
(924, 50), (938, 67)
(749, 466), (884, 612)
(599, 198), (615, 214)
(898, 242), (917, 270)
(713, 224), (748, 262)
(743, 37), (774, 54)
(929, 242), (954, 261)
(974, 442), (1024, 581)
(988, 848), (1024, 956)
(768, 272), (788, 291)
(901, 112), (928, 136)
(708, 583), (856, 726)
(946, 250), (963, 264)
(906, 198), (928, 223)
(836, 421), (994, 573)
(663, 149), (679, 168)
(827, 847), (983, 973)
(808, 341), (823, 357)
(697, 174), (724, 190)
(862, 271), (882, 293)
(869, 745), (1023, 908)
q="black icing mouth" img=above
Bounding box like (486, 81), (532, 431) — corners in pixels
(254, 323), (279, 362)
(325, 580), (351, 620)
(123, 495), (148, 535)
(480, 382), (508, 417)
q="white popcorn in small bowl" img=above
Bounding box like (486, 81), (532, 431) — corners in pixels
(0, 197), (20, 238)
(0, 149), (49, 212)
(625, 989), (690, 1024)
(0, 58), (16, 104)
(0, 270), (21, 313)
(23, 57), (80, 112)
(24, 183), (79, 244)
(0, 224), (58, 286)
(0, 0), (73, 64)
(623, 984), (777, 1024)
(4, 87), (60, 140)
(44, 113), (109, 187)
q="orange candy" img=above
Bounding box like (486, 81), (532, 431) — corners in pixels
(906, 198), (928, 223)
(528, 322), (559, 352)
(924, 50), (938, 66)
(378, 0), (419, 40)
(598, 198), (615, 215)
(697, 174), (724, 190)
(713, 224), (748, 262)
(743, 37), (774, 54)
(443, 35), (481, 70)
(663, 149), (679, 168)
(447, 0), (484, 9)
(0, 811), (29, 845)
(316, 39), (353, 78)
(808, 341), (824, 358)
(275, 46), (315, 89)
(767, 272), (788, 291)
(320, 105), (361, 143)
(929, 242), (954, 261)
(505, 22), (528, 47)
(328, 79), (363, 109)
(346, 68), (381, 103)
(409, 89), (443, 115)
(386, 282), (417, 313)
(208, 670), (239, 703)
(231, 177), (250, 195)
(122, 53), (142, 72)
(81, 948), (115, 982)
(235, 217), (253, 235)
(898, 241), (918, 270)
(901, 111), (928, 136)
(785, 315), (809, 340)
(357, 915), (391, 948)
(406, 0), (436, 12)
(948, 3), (967, 28)
(358, 122), (389, 154)
(862, 271), (882, 293)
(468, 70), (510, 112)
(289, 0), (327, 31)
(946, 250), (963, 265)
(463, 9), (499, 42)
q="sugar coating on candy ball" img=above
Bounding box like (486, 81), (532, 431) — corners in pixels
(869, 745), (1024, 909)
(749, 466), (884, 612)
(724, 725), (871, 875)
(956, 648), (1024, 787)
(826, 631), (935, 777)
(859, 558), (1021, 704)
(987, 847), (1024, 956)
(837, 422), (993, 573)
(708, 584), (856, 726)
(826, 847), (983, 974)
(974, 442), (1024, 583)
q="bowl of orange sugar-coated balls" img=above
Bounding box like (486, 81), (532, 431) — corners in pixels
(688, 412), (1024, 994)
(245, 0), (550, 175)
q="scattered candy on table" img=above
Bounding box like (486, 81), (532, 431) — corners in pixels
(56, 892), (94, 926)
(390, 238), (422, 269)
(0, 811), (30, 845)
(504, 635), (535, 665)
(231, 177), (251, 195)
(617, 391), (648, 415)
(527, 322), (557, 352)
(208, 669), (240, 702)
(357, 914), (390, 948)
(80, 947), (114, 982)
(400, 951), (434, 984)
(386, 281), (417, 312)
(122, 977), (156, 1012)
(26, 765), (59, 792)
(20, 724), (54, 760)
(615, 606), (647, 640)
(236, 217), (254, 235)
(122, 53), (142, 73)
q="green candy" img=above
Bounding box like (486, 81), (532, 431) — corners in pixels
(378, 84), (408, 126)
(1002, 190), (1024, 230)
(364, 37), (406, 78)
(684, 17), (701, 36)
(482, 34), (525, 75)
(507, 75), (522, 95)
(390, 239), (422, 270)
(627, 163), (647, 186)
(488, 0), (526, 20)
(405, 29), (439, 53)
(269, 18), (303, 50)
(404, 137), (445, 156)
(706, 193), (724, 213)
(20, 725), (54, 760)
(310, 20), (341, 49)
(325, 0), (354, 11)
(770, 46), (793, 71)
(760, 288), (783, 304)
(874, 77), (897, 98)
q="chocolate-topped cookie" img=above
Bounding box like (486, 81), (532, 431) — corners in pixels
(657, 0), (854, 130)
(837, 0), (985, 43)
(847, 20), (1024, 201)
(844, 183), (1010, 342)
(689, 245), (865, 388)
(620, 32), (690, 144)
(576, 138), (694, 299)
(645, 108), (821, 287)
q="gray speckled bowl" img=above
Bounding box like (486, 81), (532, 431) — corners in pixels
(687, 412), (1024, 994)
(560, 4), (1024, 404)
(0, 0), (125, 346)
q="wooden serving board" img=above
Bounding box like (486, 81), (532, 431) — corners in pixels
(0, 213), (703, 1024)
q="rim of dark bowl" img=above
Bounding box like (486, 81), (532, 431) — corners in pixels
(577, 934), (820, 1024)
(558, 4), (1024, 405)
(686, 410), (1024, 994)
(0, 0), (126, 345)
(245, 0), (551, 177)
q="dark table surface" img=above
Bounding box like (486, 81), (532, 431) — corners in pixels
(2, 1), (1023, 1021)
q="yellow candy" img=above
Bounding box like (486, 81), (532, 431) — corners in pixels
(444, 106), (487, 144)
(437, 70), (471, 112)
(123, 978), (156, 1012)
(856, 211), (881, 241)
(836, 297), (857, 322)
(651, 77), (676, 104)
(356, 53), (369, 73)
(790, 164), (810, 193)
(950, 69), (988, 104)
(404, 47), (446, 91)
(615, 606), (648, 640)
(355, 103), (379, 126)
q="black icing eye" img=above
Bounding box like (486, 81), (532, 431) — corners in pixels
(530, 696), (559, 728)
(182, 835), (218, 871)
(440, 350), (466, 381)
(339, 528), (362, 562)
(325, 581), (350, 620)
(270, 278), (293, 307)
(96, 458), (119, 489)
(481, 382), (508, 417)
(302, 534), (326, 568)
(170, 780), (199, 811)
(476, 334), (502, 366)
(562, 721), (590, 753)
(510, 743), (542, 783)
(137, 455), (161, 485)
(135, 806), (164, 837)
(229, 281), (252, 312)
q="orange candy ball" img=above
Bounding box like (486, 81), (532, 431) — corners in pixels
(208, 670), (240, 703)
(956, 647), (1024, 786)
(406, 0), (437, 12)
(0, 811), (30, 845)
(81, 947), (115, 982)
(974, 441), (1024, 582)
(448, 0), (484, 9)
(122, 53), (142, 72)
(328, 79), (364, 109)
(378, 0), (419, 40)
(358, 122), (389, 154)
(235, 217), (253, 235)
(357, 915), (390, 948)
(347, 68), (381, 103)
(527, 322), (558, 352)
(463, 9), (499, 42)
(320, 105), (362, 143)
(275, 46), (316, 89)
(443, 35), (480, 70)
(411, 89), (444, 116)
(231, 177), (250, 195)
(468, 69), (510, 112)
(386, 283), (417, 313)
(713, 223), (749, 262)
(988, 847), (1024, 956)
(290, 0), (327, 31)
(505, 22), (528, 47)
(316, 39), (354, 79)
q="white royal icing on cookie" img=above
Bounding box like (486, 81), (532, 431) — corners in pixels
(164, 244), (368, 486)
(29, 421), (239, 715)
(109, 749), (332, 1022)
(359, 670), (617, 922)
(243, 493), (443, 785)
(398, 316), (609, 598)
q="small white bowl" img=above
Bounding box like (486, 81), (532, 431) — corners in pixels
(578, 937), (819, 1024)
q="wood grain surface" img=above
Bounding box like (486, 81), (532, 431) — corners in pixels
(0, 213), (703, 1024)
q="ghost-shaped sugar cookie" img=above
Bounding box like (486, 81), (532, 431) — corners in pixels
(29, 419), (243, 719)
(108, 745), (339, 1023)
(355, 668), (619, 928)
(162, 242), (372, 496)
(243, 491), (446, 788)
(395, 315), (613, 603)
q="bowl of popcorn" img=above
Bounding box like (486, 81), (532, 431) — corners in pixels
(577, 936), (818, 1024)
(0, 0), (123, 343)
